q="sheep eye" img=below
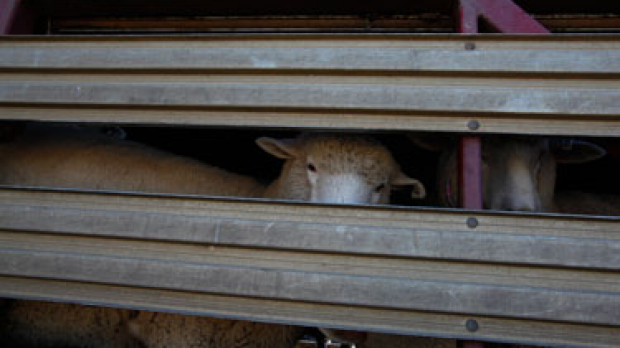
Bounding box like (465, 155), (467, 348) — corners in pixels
(374, 183), (386, 193)
(307, 163), (317, 172)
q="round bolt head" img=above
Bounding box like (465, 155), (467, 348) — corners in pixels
(465, 319), (479, 332)
(465, 42), (476, 51)
(467, 120), (480, 131)
(467, 217), (479, 229)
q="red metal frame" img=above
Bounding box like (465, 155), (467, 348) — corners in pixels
(0, 0), (23, 34)
(457, 0), (550, 211)
(459, 0), (550, 34)
(1, 0), (34, 35)
(457, 0), (549, 346)
(459, 136), (483, 209)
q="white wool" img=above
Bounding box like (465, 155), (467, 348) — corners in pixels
(412, 135), (609, 215)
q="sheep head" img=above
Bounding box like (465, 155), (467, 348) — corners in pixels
(257, 134), (425, 204)
(411, 134), (606, 212)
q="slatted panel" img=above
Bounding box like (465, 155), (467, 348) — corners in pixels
(1, 35), (620, 347)
(0, 188), (619, 347)
(0, 35), (619, 136)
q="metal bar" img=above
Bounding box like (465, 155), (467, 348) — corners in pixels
(457, 1), (551, 346)
(1, 36), (619, 136)
(0, 188), (619, 346)
(3, 187), (619, 269)
(3, 34), (620, 74)
(457, 0), (479, 34)
(458, 136), (483, 209)
(456, 9), (485, 348)
(472, 0), (550, 34)
(0, 0), (22, 34)
(2, 276), (619, 348)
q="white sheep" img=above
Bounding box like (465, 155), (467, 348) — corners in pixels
(257, 133), (425, 203)
(0, 128), (424, 204)
(410, 134), (618, 215)
(0, 126), (266, 198)
(0, 126), (427, 348)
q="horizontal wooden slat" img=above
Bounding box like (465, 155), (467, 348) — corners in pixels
(3, 276), (618, 348)
(1, 35), (620, 73)
(1, 187), (619, 342)
(1, 187), (618, 270)
(1, 277), (619, 348)
(0, 35), (619, 136)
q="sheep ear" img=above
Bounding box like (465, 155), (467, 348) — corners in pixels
(551, 139), (607, 164)
(256, 137), (300, 159)
(391, 172), (426, 199)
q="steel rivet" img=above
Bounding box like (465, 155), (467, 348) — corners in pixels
(467, 217), (478, 229)
(465, 42), (476, 51)
(467, 120), (480, 131)
(465, 319), (479, 332)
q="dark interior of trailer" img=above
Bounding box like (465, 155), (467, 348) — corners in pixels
(9, 0), (620, 35)
(1, 121), (618, 213)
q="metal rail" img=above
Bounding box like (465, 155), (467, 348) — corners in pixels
(0, 187), (619, 347)
(0, 35), (619, 136)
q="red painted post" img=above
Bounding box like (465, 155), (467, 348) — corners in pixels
(0, 0), (23, 34)
(457, 0), (479, 34)
(456, 0), (550, 346)
(456, 0), (484, 211)
(459, 136), (483, 209)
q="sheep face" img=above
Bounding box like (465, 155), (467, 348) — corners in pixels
(484, 137), (606, 212)
(482, 137), (552, 211)
(257, 134), (425, 204)
(413, 135), (606, 212)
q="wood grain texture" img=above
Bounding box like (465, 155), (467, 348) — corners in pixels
(0, 35), (619, 136)
(0, 188), (619, 347)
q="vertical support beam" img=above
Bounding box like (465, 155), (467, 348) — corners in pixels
(456, 0), (551, 209)
(456, 0), (484, 211)
(457, 0), (479, 33)
(459, 136), (483, 209)
(456, 0), (549, 345)
(0, 0), (23, 34)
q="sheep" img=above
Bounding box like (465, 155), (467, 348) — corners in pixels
(0, 125), (427, 348)
(0, 127), (424, 203)
(0, 125), (266, 198)
(1, 300), (305, 348)
(1, 301), (143, 348)
(410, 134), (619, 214)
(257, 133), (425, 203)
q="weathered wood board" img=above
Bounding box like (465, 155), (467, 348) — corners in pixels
(0, 35), (619, 136)
(0, 187), (618, 347)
